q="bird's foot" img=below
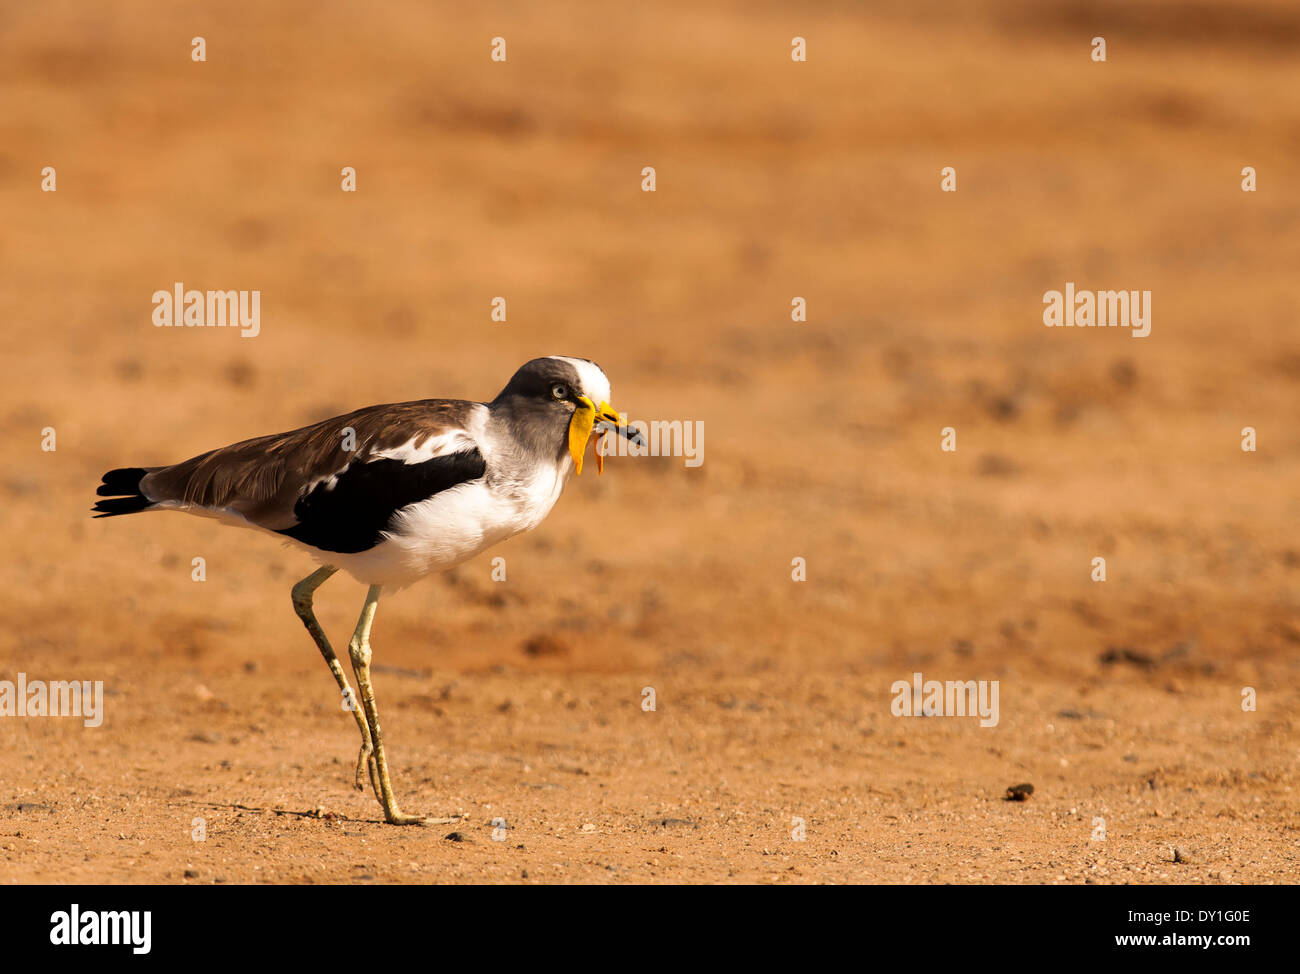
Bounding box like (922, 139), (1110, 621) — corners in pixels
(385, 809), (464, 827)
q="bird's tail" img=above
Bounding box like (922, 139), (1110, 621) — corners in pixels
(93, 467), (156, 518)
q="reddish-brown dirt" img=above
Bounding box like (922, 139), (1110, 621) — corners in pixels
(1, 0), (1298, 884)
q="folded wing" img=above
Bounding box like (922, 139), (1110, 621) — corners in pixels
(119, 400), (487, 553)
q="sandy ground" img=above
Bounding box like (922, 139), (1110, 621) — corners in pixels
(1, 0), (1298, 884)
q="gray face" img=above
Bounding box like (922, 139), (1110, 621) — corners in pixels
(489, 357), (587, 461)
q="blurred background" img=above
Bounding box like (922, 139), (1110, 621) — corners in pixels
(0, 0), (1297, 883)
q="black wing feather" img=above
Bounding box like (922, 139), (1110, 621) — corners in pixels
(276, 449), (486, 554)
(92, 467), (155, 517)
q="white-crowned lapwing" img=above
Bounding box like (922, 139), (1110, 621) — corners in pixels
(94, 356), (642, 825)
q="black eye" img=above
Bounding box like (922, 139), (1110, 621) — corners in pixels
(550, 383), (569, 400)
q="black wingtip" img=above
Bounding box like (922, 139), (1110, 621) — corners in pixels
(92, 495), (152, 517)
(97, 467), (149, 497)
(93, 467), (153, 517)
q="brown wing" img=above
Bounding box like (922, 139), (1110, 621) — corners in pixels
(137, 399), (481, 530)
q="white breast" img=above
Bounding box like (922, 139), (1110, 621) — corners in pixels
(328, 456), (573, 588)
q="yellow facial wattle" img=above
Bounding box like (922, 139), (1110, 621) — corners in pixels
(569, 396), (623, 475)
(568, 398), (597, 474)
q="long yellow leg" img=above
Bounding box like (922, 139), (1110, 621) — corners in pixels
(291, 567), (379, 795)
(347, 584), (457, 826)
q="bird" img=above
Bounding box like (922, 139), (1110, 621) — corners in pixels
(93, 355), (643, 825)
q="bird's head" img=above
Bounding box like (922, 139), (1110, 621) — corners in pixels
(493, 356), (643, 473)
